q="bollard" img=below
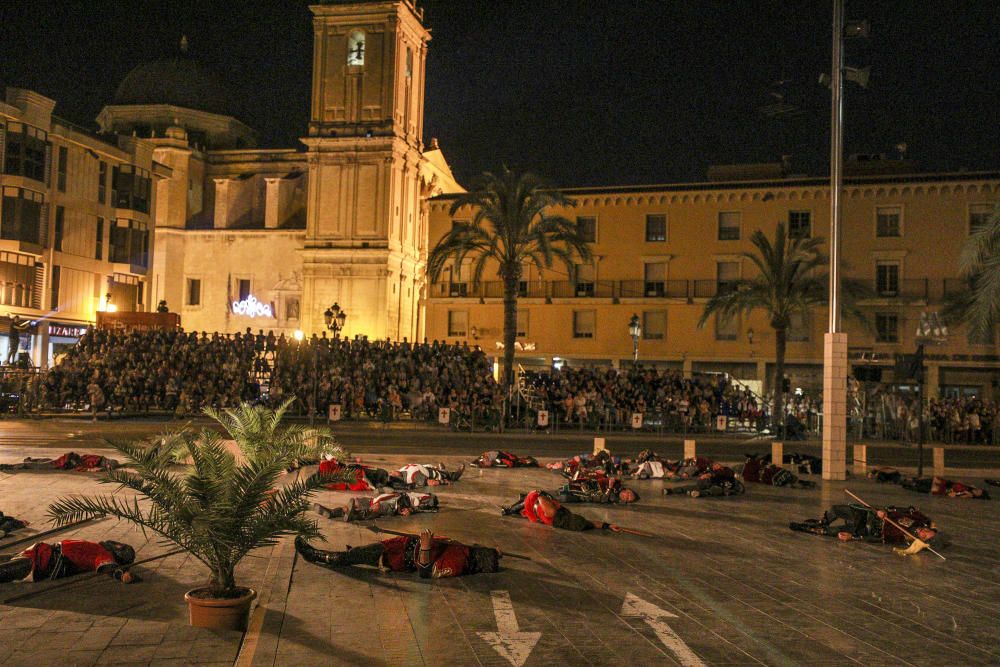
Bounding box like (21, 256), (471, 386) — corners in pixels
(593, 437), (606, 456)
(853, 444), (868, 476)
(683, 439), (696, 459)
(933, 447), (945, 476)
(771, 441), (784, 468)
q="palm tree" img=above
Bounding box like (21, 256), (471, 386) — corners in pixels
(697, 223), (867, 432)
(48, 404), (350, 600)
(427, 167), (592, 394)
(943, 203), (1000, 339)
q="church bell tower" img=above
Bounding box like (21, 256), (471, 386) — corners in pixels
(301, 0), (430, 341)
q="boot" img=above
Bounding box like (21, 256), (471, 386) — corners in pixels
(295, 536), (348, 568)
(0, 556), (33, 583)
(448, 463), (465, 482)
(313, 503), (344, 520)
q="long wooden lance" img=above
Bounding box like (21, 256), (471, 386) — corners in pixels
(844, 489), (946, 560)
(364, 524), (532, 561)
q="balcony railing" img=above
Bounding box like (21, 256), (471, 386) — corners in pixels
(429, 277), (956, 302)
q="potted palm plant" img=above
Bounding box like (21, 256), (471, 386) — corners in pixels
(48, 402), (347, 631)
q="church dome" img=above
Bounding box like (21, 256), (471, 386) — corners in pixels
(113, 38), (237, 118)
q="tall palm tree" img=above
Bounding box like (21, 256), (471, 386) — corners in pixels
(697, 223), (867, 432)
(428, 167), (592, 393)
(943, 203), (1000, 339)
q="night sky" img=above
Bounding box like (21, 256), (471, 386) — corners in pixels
(1, 0), (998, 187)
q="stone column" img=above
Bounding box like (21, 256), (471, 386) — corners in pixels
(822, 332), (848, 480)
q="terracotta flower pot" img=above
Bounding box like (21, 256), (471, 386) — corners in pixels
(184, 587), (257, 631)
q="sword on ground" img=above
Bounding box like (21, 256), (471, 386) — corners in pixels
(844, 489), (946, 560)
(363, 524), (532, 560)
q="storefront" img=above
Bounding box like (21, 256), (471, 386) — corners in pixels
(46, 322), (90, 366)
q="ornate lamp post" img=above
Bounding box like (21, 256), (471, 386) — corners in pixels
(628, 313), (642, 363)
(323, 303), (347, 338)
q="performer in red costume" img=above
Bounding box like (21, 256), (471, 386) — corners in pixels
(0, 452), (121, 472)
(295, 529), (500, 578)
(313, 491), (439, 522)
(316, 457), (390, 492)
(470, 450), (539, 468)
(501, 490), (623, 532)
(0, 539), (135, 582)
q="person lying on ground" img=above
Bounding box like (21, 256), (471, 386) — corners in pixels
(556, 477), (639, 504)
(737, 454), (816, 489)
(789, 504), (937, 546)
(663, 462), (744, 498)
(500, 490), (623, 532)
(316, 457), (389, 492)
(901, 476), (990, 499)
(0, 539), (135, 583)
(392, 463), (465, 488)
(868, 466), (903, 484)
(0, 512), (28, 538)
(551, 450), (629, 479)
(313, 491), (439, 522)
(629, 456), (713, 480)
(470, 450), (539, 468)
(0, 452), (121, 473)
(762, 452), (822, 475)
(295, 529), (500, 578)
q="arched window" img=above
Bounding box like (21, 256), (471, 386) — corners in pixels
(347, 31), (365, 65)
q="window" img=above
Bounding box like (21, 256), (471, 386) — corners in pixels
(286, 297), (300, 320)
(98, 161), (107, 204)
(0, 252), (38, 308)
(645, 214), (667, 242)
(405, 47), (413, 78)
(876, 262), (899, 296)
(447, 310), (467, 337)
(716, 261), (739, 294)
(970, 203), (996, 234)
(54, 206), (65, 251)
(576, 216), (596, 243)
(788, 210), (811, 239)
(517, 280), (528, 297)
(573, 310), (596, 338)
(50, 265), (61, 310)
(516, 309), (528, 337)
(109, 219), (149, 267)
(3, 122), (47, 182)
(111, 165), (152, 213)
(876, 206), (901, 237)
(574, 263), (595, 296)
(57, 146), (68, 192)
(347, 31), (365, 65)
(875, 313), (899, 343)
(451, 219), (468, 230)
(715, 313), (738, 341)
(95, 217), (103, 260)
(186, 278), (202, 307)
(718, 211), (741, 240)
(788, 311), (810, 342)
(109, 273), (140, 312)
(644, 262), (667, 296)
(237, 279), (251, 301)
(643, 311), (666, 340)
(1, 187), (44, 245)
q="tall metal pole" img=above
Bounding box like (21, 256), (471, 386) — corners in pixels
(822, 0), (848, 480)
(829, 0), (844, 334)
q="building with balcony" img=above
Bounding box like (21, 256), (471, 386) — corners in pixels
(425, 165), (1000, 399)
(0, 87), (162, 365)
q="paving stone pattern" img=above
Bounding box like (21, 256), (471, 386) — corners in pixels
(2, 436), (1000, 665)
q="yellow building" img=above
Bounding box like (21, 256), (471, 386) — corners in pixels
(0, 87), (162, 365)
(425, 163), (1000, 398)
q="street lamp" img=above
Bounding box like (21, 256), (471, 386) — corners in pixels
(628, 313), (642, 363)
(323, 303), (347, 338)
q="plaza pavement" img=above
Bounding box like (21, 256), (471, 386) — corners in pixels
(1, 422), (1000, 665)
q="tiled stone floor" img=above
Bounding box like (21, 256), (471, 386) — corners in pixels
(2, 440), (1000, 665)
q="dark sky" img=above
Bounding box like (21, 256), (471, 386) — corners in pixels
(1, 1), (998, 187)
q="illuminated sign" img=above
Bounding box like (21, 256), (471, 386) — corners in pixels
(49, 324), (88, 338)
(231, 295), (273, 318)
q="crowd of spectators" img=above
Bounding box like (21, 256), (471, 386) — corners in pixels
(521, 365), (769, 431)
(266, 334), (502, 426)
(863, 390), (999, 444)
(42, 328), (258, 415)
